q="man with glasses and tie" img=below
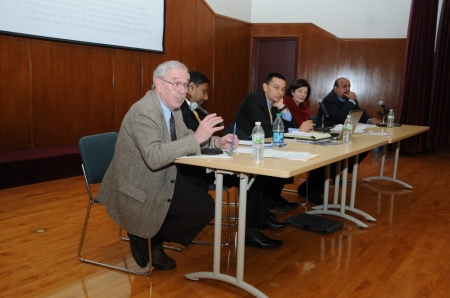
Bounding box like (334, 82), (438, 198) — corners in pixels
(96, 61), (238, 271)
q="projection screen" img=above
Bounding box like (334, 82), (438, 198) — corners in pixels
(0, 0), (166, 53)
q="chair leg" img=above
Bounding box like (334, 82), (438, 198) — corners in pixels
(78, 200), (94, 261)
(192, 187), (232, 247)
(163, 243), (185, 252)
(221, 188), (231, 246)
(230, 186), (239, 227)
(78, 200), (152, 276)
(119, 228), (128, 241)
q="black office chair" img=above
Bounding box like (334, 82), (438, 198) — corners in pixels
(77, 132), (152, 276)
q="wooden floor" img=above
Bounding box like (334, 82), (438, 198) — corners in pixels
(1, 150), (450, 298)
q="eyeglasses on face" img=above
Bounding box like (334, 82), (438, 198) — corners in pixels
(160, 78), (189, 91)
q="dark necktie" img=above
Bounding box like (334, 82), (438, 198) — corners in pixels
(170, 113), (177, 141)
(268, 107), (274, 124)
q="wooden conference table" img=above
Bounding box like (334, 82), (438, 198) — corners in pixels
(175, 135), (387, 297)
(362, 125), (430, 188)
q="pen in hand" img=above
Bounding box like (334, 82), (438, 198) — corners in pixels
(230, 122), (236, 154)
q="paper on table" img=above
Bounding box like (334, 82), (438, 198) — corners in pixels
(177, 151), (232, 159)
(363, 130), (393, 136)
(233, 147), (321, 161)
(239, 140), (273, 147)
(330, 125), (342, 133)
(331, 123), (376, 134)
(295, 139), (342, 146)
(356, 123), (376, 133)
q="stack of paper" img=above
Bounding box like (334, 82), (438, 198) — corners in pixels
(331, 123), (376, 134)
(233, 147), (321, 161)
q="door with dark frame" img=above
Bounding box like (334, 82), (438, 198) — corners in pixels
(252, 37), (299, 92)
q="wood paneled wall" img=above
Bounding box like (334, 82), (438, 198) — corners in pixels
(0, 36), (32, 150)
(213, 17), (251, 128)
(337, 39), (406, 119)
(251, 24), (406, 119)
(0, 1), (405, 152)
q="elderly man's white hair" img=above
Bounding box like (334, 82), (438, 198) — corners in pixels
(152, 61), (189, 89)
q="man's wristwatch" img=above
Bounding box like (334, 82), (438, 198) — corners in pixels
(278, 106), (287, 112)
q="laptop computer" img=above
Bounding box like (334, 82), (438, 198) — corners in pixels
(330, 109), (364, 140)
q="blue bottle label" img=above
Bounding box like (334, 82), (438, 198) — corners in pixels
(273, 132), (284, 143)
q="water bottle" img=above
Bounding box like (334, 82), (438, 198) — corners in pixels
(343, 115), (353, 143)
(252, 122), (264, 161)
(387, 109), (394, 133)
(272, 113), (284, 149)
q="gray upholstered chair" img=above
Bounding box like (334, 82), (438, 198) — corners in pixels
(77, 132), (151, 276)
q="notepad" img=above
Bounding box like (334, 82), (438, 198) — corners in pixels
(284, 131), (331, 141)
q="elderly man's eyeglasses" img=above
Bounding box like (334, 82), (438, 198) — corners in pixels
(160, 78), (189, 91)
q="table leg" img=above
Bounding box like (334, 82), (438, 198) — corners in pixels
(334, 155), (376, 221)
(185, 172), (268, 298)
(308, 160), (369, 228)
(363, 142), (413, 189)
(333, 162), (341, 206)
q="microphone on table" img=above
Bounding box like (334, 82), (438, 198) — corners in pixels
(377, 100), (401, 127)
(189, 102), (224, 126)
(318, 98), (330, 117)
(314, 98), (330, 132)
(378, 101), (390, 115)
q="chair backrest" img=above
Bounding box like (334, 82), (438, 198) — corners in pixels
(78, 132), (118, 184)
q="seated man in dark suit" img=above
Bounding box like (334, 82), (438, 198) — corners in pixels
(178, 71), (214, 191)
(314, 77), (379, 127)
(299, 77), (380, 203)
(180, 70), (286, 249)
(225, 72), (299, 216)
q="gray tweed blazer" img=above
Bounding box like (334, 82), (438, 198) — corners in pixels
(97, 90), (202, 238)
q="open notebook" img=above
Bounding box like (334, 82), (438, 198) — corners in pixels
(284, 131), (331, 141)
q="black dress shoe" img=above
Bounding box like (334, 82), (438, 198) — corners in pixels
(265, 209), (276, 219)
(268, 196), (299, 212)
(245, 229), (283, 249)
(275, 196), (299, 207)
(151, 244), (176, 270)
(260, 216), (286, 230)
(298, 182), (307, 196)
(127, 232), (149, 268)
(308, 192), (324, 205)
(268, 203), (298, 213)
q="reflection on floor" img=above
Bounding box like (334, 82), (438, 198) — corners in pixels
(1, 150), (449, 297)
